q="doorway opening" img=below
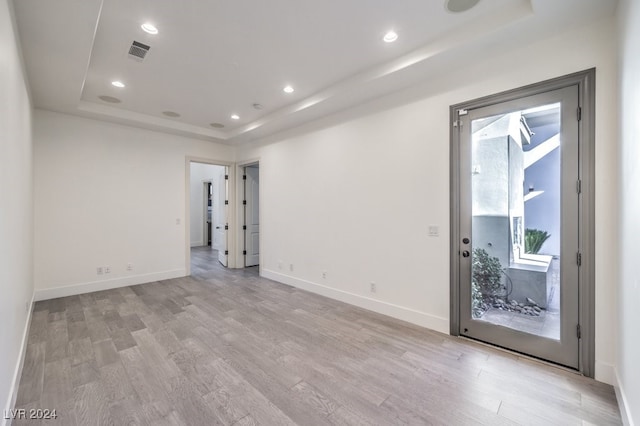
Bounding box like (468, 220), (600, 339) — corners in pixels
(450, 70), (595, 376)
(242, 163), (260, 268)
(188, 161), (230, 275)
(203, 181), (212, 246)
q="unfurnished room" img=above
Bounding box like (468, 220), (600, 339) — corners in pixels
(1, 0), (638, 424)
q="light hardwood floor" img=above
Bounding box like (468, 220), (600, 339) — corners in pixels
(12, 246), (621, 425)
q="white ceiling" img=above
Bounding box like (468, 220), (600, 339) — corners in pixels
(13, 0), (617, 144)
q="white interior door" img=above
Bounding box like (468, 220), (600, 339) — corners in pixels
(213, 169), (226, 252)
(244, 166), (259, 267)
(218, 167), (229, 266)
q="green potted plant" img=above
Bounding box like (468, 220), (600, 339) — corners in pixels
(525, 229), (551, 254)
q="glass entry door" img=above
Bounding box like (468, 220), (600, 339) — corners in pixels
(458, 85), (580, 369)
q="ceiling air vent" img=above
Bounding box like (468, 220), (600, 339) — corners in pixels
(128, 41), (151, 61)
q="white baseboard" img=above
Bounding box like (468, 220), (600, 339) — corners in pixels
(615, 368), (635, 426)
(190, 240), (203, 247)
(262, 269), (449, 334)
(34, 269), (186, 301)
(3, 293), (35, 426)
(595, 360), (617, 386)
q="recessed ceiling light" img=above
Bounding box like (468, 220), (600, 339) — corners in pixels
(445, 0), (480, 13)
(111, 81), (125, 88)
(210, 122), (225, 128)
(283, 85), (294, 94)
(162, 111), (180, 118)
(98, 95), (121, 103)
(383, 31), (398, 43)
(141, 23), (158, 35)
(231, 114), (240, 120)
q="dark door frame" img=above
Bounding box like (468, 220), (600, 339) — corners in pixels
(449, 69), (596, 377)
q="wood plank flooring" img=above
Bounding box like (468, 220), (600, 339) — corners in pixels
(12, 246), (621, 425)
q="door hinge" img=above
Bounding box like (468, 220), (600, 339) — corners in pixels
(577, 252), (582, 266)
(453, 109), (468, 128)
(224, 250), (229, 255)
(577, 107), (582, 121)
(577, 324), (582, 339)
(224, 200), (228, 205)
(224, 224), (228, 230)
(242, 225), (246, 230)
(576, 179), (582, 194)
(242, 200), (247, 205)
(225, 174), (229, 180)
(243, 175), (246, 180)
(243, 250), (247, 255)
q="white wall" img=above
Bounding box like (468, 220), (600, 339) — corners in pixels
(0, 0), (34, 421)
(189, 162), (225, 247)
(237, 17), (619, 384)
(617, 0), (640, 423)
(33, 110), (233, 300)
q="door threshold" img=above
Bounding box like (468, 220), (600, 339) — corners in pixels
(457, 335), (582, 376)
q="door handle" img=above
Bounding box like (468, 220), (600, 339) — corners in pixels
(462, 250), (470, 258)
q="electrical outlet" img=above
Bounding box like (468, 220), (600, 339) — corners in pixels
(97, 267), (104, 275)
(176, 218), (181, 225)
(127, 263), (133, 271)
(428, 225), (439, 237)
(289, 264), (294, 272)
(322, 271), (327, 279)
(104, 266), (111, 274)
(370, 282), (376, 293)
